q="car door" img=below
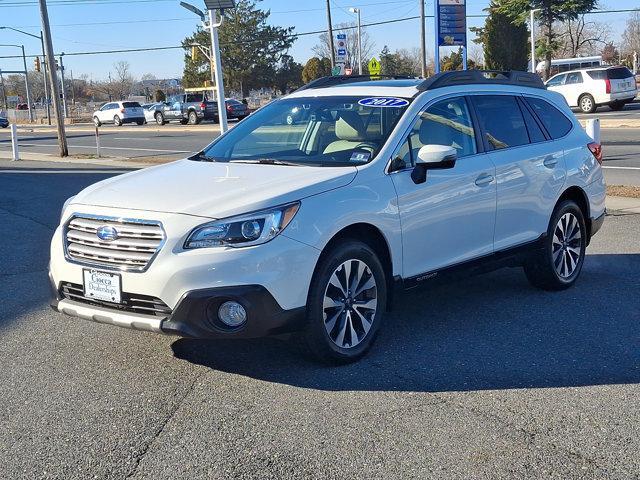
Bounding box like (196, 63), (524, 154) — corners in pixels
(563, 71), (584, 107)
(97, 103), (111, 123)
(470, 94), (566, 251)
(389, 96), (497, 279)
(545, 73), (568, 102)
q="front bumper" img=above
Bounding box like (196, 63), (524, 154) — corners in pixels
(50, 281), (305, 339)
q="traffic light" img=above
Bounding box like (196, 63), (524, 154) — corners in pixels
(34, 56), (41, 72)
(191, 46), (198, 61)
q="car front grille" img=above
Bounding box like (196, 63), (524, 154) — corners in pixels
(64, 215), (165, 271)
(59, 282), (172, 317)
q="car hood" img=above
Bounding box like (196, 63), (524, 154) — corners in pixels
(71, 159), (357, 219)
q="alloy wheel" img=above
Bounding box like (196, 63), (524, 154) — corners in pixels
(552, 212), (583, 278)
(322, 259), (377, 349)
(580, 97), (593, 113)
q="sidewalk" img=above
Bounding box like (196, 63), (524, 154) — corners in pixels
(0, 149), (152, 168)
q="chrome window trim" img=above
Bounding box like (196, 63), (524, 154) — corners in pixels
(63, 212), (167, 273)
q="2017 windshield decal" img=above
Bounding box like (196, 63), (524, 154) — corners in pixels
(358, 97), (410, 108)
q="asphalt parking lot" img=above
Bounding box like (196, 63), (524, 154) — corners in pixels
(0, 162), (638, 479)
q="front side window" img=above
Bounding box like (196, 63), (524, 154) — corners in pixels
(546, 74), (566, 87)
(472, 95), (530, 150)
(200, 96), (409, 166)
(391, 97), (476, 170)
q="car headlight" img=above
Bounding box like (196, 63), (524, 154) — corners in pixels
(61, 195), (75, 220)
(184, 202), (300, 249)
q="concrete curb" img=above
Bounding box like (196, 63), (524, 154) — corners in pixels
(0, 150), (152, 168)
(606, 195), (640, 215)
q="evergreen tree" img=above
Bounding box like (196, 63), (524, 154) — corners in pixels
(471, 1), (528, 71)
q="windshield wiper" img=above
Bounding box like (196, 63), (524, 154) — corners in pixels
(229, 158), (304, 166)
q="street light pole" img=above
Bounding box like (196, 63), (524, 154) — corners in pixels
(59, 54), (68, 118)
(207, 10), (228, 133)
(0, 43), (34, 121)
(20, 45), (34, 121)
(38, 0), (68, 156)
(348, 8), (362, 74)
(420, 0), (427, 77)
(530, 9), (541, 74)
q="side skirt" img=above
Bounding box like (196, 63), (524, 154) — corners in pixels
(398, 234), (547, 292)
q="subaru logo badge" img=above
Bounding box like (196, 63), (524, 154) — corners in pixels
(96, 225), (118, 241)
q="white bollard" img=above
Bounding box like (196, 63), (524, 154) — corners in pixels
(10, 124), (20, 161)
(95, 126), (101, 158)
(585, 118), (600, 144)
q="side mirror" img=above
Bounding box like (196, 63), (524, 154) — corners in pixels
(411, 145), (457, 184)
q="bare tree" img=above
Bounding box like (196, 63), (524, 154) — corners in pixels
(555, 15), (610, 58)
(312, 22), (375, 71)
(621, 12), (640, 58)
(112, 61), (135, 100)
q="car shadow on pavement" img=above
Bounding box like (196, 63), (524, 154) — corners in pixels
(172, 253), (640, 393)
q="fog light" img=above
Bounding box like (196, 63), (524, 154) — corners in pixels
(218, 301), (247, 327)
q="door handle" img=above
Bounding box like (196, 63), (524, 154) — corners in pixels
(543, 156), (559, 168)
(475, 173), (494, 187)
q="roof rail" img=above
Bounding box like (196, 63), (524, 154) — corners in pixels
(295, 74), (417, 92)
(416, 70), (545, 91)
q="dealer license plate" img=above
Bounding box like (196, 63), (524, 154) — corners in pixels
(83, 269), (122, 303)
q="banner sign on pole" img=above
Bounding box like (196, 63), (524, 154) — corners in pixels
(437, 0), (466, 47)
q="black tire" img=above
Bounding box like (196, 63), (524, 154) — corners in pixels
(303, 240), (387, 364)
(609, 101), (625, 111)
(188, 110), (199, 125)
(179, 118), (188, 125)
(155, 112), (165, 125)
(93, 116), (101, 127)
(579, 94), (597, 114)
(523, 200), (587, 291)
(136, 120), (144, 125)
(113, 115), (122, 126)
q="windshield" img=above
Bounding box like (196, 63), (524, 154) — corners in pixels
(198, 96), (410, 166)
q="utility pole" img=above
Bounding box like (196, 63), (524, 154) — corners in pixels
(0, 71), (7, 110)
(39, 33), (51, 124)
(326, 0), (336, 68)
(38, 0), (68, 156)
(420, 0), (427, 77)
(59, 54), (68, 118)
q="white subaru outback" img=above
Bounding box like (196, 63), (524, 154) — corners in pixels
(50, 71), (606, 363)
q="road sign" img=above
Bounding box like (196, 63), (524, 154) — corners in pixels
(368, 57), (381, 76)
(335, 33), (348, 63)
(332, 65), (344, 76)
(345, 67), (353, 75)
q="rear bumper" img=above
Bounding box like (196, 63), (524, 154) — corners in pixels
(51, 280), (305, 339)
(122, 116), (145, 124)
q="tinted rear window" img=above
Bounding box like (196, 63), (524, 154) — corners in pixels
(186, 94), (204, 103)
(122, 102), (141, 108)
(525, 97), (573, 139)
(227, 99), (243, 105)
(607, 67), (634, 79)
(472, 95), (530, 150)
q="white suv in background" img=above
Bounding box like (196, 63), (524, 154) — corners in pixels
(545, 66), (638, 113)
(93, 101), (145, 127)
(50, 71), (606, 363)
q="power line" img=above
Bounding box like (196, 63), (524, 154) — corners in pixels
(0, 8), (637, 60)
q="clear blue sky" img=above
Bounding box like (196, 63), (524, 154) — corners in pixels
(0, 0), (635, 81)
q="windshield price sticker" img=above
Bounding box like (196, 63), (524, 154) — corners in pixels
(358, 97), (410, 108)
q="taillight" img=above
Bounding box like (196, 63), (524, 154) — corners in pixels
(120, 108), (125, 113)
(200, 102), (206, 110)
(226, 104), (233, 111)
(588, 142), (602, 165)
(605, 78), (611, 94)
